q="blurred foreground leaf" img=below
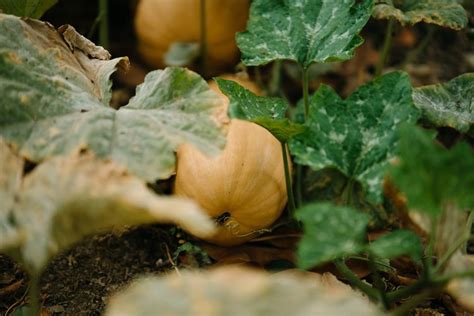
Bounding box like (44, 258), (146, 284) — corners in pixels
(0, 140), (215, 274)
(105, 266), (383, 316)
(373, 0), (468, 30)
(0, 0), (57, 18)
(0, 14), (226, 181)
(389, 126), (474, 217)
(413, 73), (474, 136)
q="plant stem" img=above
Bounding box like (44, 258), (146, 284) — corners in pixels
(269, 60), (283, 96)
(302, 66), (310, 119)
(98, 0), (109, 49)
(200, 0), (208, 77)
(376, 19), (394, 77)
(386, 275), (429, 304)
(368, 254), (389, 310)
(434, 234), (470, 273)
(281, 142), (296, 215)
(27, 276), (40, 316)
(334, 260), (379, 302)
(295, 165), (303, 208)
(391, 289), (439, 316)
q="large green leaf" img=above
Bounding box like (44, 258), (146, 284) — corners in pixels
(0, 14), (226, 181)
(373, 0), (468, 30)
(105, 266), (383, 316)
(413, 73), (474, 136)
(368, 230), (422, 263)
(0, 139), (23, 251)
(236, 0), (373, 68)
(389, 125), (474, 216)
(215, 78), (305, 142)
(0, 0), (57, 18)
(290, 72), (419, 203)
(296, 203), (369, 269)
(0, 143), (215, 275)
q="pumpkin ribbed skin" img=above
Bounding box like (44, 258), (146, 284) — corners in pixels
(134, 0), (250, 70)
(174, 119), (287, 246)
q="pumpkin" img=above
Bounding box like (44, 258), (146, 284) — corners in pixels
(134, 0), (250, 71)
(174, 76), (287, 246)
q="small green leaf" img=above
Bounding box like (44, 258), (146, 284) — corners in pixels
(413, 73), (474, 136)
(368, 230), (423, 263)
(389, 125), (474, 216)
(0, 148), (215, 275)
(373, 0), (468, 30)
(216, 78), (305, 142)
(105, 266), (383, 316)
(0, 15), (226, 181)
(237, 0), (373, 68)
(296, 202), (369, 269)
(0, 0), (57, 18)
(290, 72), (419, 203)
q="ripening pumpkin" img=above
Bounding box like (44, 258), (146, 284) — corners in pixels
(174, 76), (287, 246)
(134, 0), (250, 70)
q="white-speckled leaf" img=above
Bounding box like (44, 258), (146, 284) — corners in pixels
(237, 0), (373, 68)
(373, 0), (468, 30)
(0, 0), (57, 18)
(0, 139), (23, 251)
(296, 203), (369, 269)
(0, 151), (215, 275)
(105, 266), (383, 316)
(413, 73), (474, 136)
(289, 72), (419, 203)
(0, 14), (226, 181)
(216, 78), (305, 142)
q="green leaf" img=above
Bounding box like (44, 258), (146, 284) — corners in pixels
(290, 72), (419, 203)
(0, 147), (215, 275)
(373, 0), (468, 30)
(236, 0), (373, 68)
(389, 125), (474, 216)
(216, 78), (305, 142)
(0, 0), (57, 18)
(105, 266), (383, 316)
(296, 202), (369, 269)
(413, 73), (474, 136)
(0, 139), (23, 251)
(368, 230), (423, 263)
(164, 42), (200, 67)
(0, 14), (226, 181)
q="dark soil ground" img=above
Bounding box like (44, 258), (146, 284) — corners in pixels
(1, 0), (474, 315)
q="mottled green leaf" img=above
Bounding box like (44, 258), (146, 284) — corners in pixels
(237, 0), (373, 68)
(368, 230), (423, 263)
(413, 73), (474, 136)
(216, 78), (305, 142)
(0, 150), (215, 274)
(0, 139), (23, 251)
(105, 266), (383, 316)
(164, 42), (200, 67)
(290, 72), (419, 203)
(0, 14), (226, 181)
(389, 125), (474, 216)
(373, 0), (468, 30)
(296, 203), (369, 269)
(0, 0), (57, 18)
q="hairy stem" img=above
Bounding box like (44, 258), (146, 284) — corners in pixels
(98, 0), (109, 49)
(376, 19), (394, 77)
(281, 142), (296, 215)
(27, 275), (40, 316)
(334, 260), (379, 302)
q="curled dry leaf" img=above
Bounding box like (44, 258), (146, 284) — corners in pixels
(105, 266), (383, 316)
(0, 141), (215, 274)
